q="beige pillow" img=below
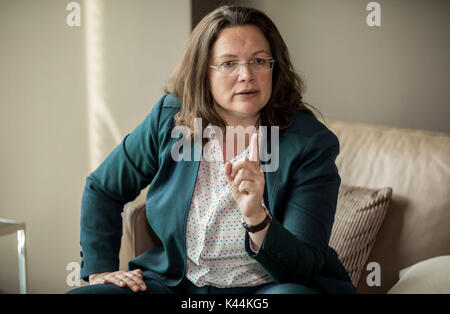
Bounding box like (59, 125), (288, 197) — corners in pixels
(329, 184), (393, 286)
(387, 255), (450, 294)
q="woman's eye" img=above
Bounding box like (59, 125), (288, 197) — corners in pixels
(254, 58), (266, 65)
(221, 61), (234, 68)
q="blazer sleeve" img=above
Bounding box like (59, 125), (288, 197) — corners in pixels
(245, 128), (341, 285)
(79, 95), (166, 281)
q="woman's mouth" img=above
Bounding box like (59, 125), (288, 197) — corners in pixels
(236, 90), (258, 97)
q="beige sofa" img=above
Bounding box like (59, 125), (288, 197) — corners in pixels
(119, 119), (450, 294)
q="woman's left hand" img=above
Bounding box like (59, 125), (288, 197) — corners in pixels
(225, 133), (266, 220)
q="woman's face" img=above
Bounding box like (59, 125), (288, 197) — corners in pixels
(208, 25), (273, 124)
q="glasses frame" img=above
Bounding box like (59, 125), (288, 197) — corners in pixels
(209, 58), (277, 75)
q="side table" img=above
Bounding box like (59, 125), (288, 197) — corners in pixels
(0, 218), (27, 294)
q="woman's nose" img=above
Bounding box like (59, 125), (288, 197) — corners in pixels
(237, 63), (254, 81)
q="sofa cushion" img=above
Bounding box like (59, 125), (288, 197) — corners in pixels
(327, 119), (450, 293)
(387, 255), (450, 294)
(329, 184), (392, 286)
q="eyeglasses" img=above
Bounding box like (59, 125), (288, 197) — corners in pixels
(209, 58), (276, 75)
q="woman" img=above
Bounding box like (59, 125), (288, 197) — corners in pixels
(69, 5), (356, 294)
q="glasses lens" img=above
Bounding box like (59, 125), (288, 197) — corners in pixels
(251, 59), (271, 72)
(222, 63), (238, 75)
(220, 59), (274, 75)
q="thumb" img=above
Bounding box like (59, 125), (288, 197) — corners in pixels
(224, 161), (234, 185)
(90, 274), (106, 285)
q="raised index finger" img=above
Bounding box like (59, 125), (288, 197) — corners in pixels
(249, 132), (259, 162)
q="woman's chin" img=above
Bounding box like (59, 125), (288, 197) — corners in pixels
(233, 101), (263, 114)
(215, 100), (265, 121)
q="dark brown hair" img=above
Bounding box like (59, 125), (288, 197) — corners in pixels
(164, 5), (317, 139)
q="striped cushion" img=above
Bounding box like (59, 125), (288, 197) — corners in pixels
(329, 184), (393, 286)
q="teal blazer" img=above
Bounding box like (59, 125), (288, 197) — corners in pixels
(79, 94), (356, 294)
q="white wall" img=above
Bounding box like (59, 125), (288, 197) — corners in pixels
(243, 0), (450, 133)
(0, 0), (190, 293)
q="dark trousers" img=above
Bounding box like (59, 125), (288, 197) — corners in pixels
(66, 277), (322, 294)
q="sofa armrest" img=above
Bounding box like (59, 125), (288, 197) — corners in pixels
(119, 200), (161, 271)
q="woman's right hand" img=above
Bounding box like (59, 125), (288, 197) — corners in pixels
(89, 269), (147, 292)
